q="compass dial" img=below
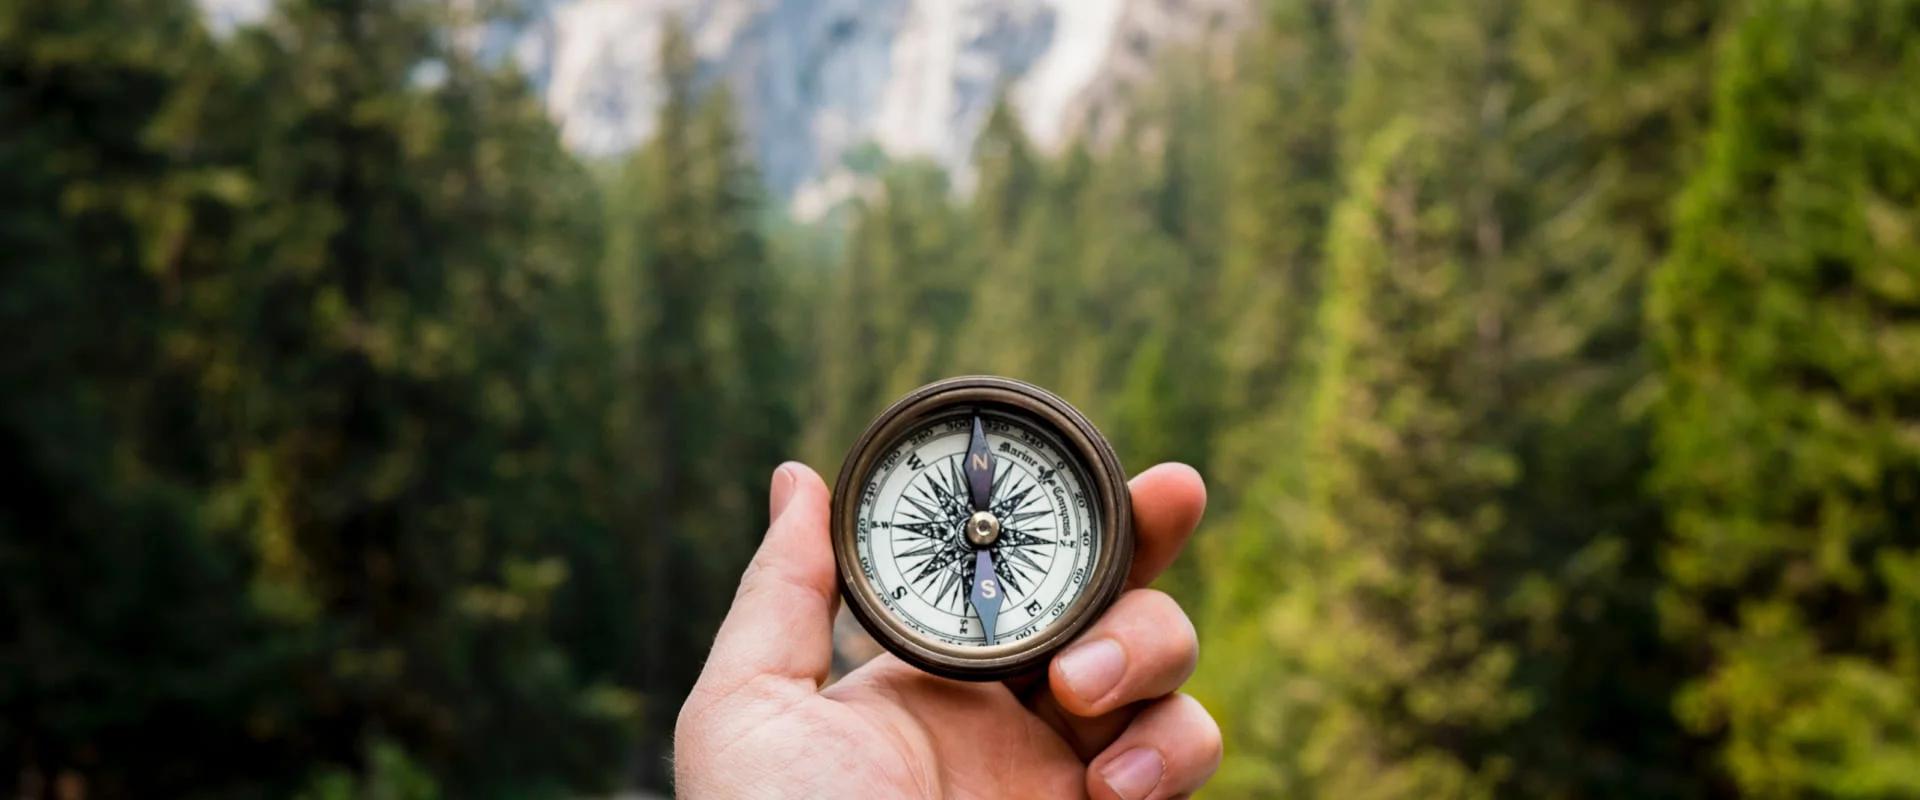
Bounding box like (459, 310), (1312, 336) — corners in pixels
(852, 411), (1098, 647)
(831, 376), (1132, 681)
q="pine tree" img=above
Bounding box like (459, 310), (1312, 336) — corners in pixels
(1102, 55), (1228, 475)
(1193, 0), (1717, 794)
(0, 0), (299, 793)
(1653, 0), (1920, 794)
(810, 160), (971, 459)
(176, 0), (627, 791)
(1206, 0), (1347, 523)
(953, 96), (1058, 385)
(972, 95), (1042, 259)
(1188, 7), (1352, 782)
(602, 21), (796, 786)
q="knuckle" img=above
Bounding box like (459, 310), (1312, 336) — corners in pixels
(1116, 589), (1198, 675)
(1176, 693), (1224, 763)
(739, 560), (835, 615)
(1127, 586), (1178, 611)
(734, 555), (771, 600)
(1132, 588), (1190, 630)
(1106, 588), (1174, 630)
(1172, 606), (1200, 672)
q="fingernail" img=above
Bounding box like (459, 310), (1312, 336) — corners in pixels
(768, 463), (798, 521)
(1100, 747), (1164, 800)
(1056, 638), (1125, 706)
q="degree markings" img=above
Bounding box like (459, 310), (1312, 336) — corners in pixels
(856, 411), (1099, 647)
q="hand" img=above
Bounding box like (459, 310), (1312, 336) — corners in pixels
(674, 461), (1220, 799)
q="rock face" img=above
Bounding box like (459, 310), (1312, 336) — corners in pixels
(200, 0), (1245, 213)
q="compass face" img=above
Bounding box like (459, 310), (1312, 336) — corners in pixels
(851, 410), (1099, 648)
(832, 375), (1131, 680)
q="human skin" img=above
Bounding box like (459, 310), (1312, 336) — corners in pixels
(674, 461), (1222, 799)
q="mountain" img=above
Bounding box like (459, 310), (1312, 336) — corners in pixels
(200, 0), (1246, 216)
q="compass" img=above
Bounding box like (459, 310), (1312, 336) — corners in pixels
(830, 376), (1133, 681)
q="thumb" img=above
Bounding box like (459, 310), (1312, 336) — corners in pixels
(696, 462), (839, 696)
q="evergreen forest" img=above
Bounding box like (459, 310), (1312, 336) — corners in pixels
(5, 0), (1919, 796)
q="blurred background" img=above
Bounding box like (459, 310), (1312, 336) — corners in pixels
(5, 0), (1918, 796)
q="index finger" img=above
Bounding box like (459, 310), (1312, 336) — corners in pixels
(1125, 463), (1206, 589)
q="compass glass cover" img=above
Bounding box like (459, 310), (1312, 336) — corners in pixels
(851, 409), (1100, 647)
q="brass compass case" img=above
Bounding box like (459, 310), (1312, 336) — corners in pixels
(830, 376), (1134, 681)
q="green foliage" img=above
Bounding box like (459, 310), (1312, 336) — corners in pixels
(808, 161), (971, 463)
(3, 0), (636, 793)
(7, 0), (1920, 795)
(599, 20), (797, 787)
(298, 738), (442, 800)
(1652, 0), (1920, 795)
(1192, 0), (1719, 795)
(192, 1), (633, 791)
(1194, 0), (1350, 721)
(0, 0), (304, 793)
